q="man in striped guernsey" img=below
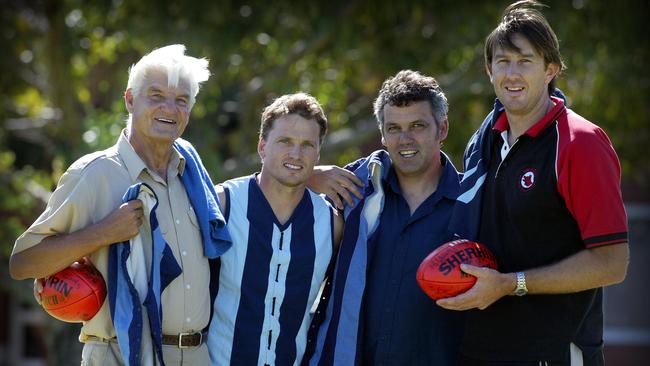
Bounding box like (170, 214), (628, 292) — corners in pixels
(207, 93), (343, 366)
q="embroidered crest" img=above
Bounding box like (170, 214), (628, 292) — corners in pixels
(519, 168), (536, 191)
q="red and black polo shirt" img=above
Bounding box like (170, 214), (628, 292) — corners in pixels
(462, 97), (628, 362)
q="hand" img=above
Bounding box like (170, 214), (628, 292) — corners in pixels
(33, 278), (44, 305)
(33, 257), (93, 305)
(436, 264), (515, 311)
(94, 200), (144, 246)
(306, 165), (364, 209)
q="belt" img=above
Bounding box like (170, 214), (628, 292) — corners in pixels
(162, 331), (206, 348)
(82, 330), (206, 348)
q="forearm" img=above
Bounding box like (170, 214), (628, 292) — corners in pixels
(524, 243), (629, 294)
(9, 223), (109, 280)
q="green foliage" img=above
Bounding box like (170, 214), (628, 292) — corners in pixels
(1, 0), (648, 251)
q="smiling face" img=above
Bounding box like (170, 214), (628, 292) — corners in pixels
(381, 100), (448, 180)
(258, 113), (321, 188)
(487, 34), (559, 121)
(125, 69), (192, 150)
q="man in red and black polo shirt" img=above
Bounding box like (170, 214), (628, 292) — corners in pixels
(442, 1), (629, 365)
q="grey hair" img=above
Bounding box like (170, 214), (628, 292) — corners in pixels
(373, 70), (448, 130)
(126, 44), (210, 108)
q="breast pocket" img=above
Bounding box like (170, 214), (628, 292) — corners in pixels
(188, 206), (200, 229)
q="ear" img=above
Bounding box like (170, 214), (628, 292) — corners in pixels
(545, 63), (560, 85)
(124, 89), (134, 113)
(485, 63), (494, 84)
(257, 138), (266, 161)
(438, 119), (449, 142)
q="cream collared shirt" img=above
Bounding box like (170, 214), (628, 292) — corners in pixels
(13, 130), (210, 340)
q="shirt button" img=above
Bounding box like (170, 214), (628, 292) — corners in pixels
(186, 284), (191, 290)
(176, 219), (180, 225)
(182, 251), (187, 256)
(186, 317), (191, 323)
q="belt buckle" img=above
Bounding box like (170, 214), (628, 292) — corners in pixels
(178, 332), (199, 349)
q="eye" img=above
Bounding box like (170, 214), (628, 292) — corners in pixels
(176, 98), (188, 107)
(386, 125), (399, 133)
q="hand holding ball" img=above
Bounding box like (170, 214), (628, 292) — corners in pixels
(40, 261), (107, 323)
(416, 239), (498, 300)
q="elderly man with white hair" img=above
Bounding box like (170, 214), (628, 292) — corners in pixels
(10, 44), (231, 366)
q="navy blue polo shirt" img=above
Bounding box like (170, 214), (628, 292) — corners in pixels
(362, 154), (465, 366)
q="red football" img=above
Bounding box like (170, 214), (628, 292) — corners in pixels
(41, 261), (107, 323)
(416, 239), (498, 300)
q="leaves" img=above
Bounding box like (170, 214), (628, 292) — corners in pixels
(1, 0), (648, 252)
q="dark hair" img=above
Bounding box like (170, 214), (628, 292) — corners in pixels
(260, 92), (328, 144)
(485, 0), (566, 94)
(373, 70), (448, 130)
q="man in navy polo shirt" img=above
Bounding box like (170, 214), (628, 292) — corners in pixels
(440, 1), (629, 365)
(306, 70), (464, 365)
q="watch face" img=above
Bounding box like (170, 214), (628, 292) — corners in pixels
(515, 288), (527, 296)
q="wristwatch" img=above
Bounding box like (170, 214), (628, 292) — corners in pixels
(514, 271), (528, 296)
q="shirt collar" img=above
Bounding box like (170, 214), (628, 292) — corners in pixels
(492, 96), (566, 138)
(384, 151), (461, 201)
(117, 130), (186, 182)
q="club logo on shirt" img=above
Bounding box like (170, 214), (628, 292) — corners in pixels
(519, 168), (536, 191)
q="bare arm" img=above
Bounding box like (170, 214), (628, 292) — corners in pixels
(437, 243), (629, 311)
(9, 200), (144, 280)
(306, 165), (364, 210)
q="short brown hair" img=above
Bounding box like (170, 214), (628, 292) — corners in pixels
(260, 92), (328, 144)
(485, 0), (566, 94)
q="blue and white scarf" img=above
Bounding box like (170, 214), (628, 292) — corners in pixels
(309, 150), (391, 366)
(107, 138), (231, 366)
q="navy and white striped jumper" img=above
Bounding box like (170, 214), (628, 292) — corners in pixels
(208, 175), (334, 366)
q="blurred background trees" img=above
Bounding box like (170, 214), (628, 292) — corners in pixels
(1, 0), (648, 363)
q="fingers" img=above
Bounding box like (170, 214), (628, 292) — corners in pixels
(325, 190), (345, 211)
(333, 184), (358, 209)
(124, 199), (144, 226)
(459, 263), (482, 276)
(339, 170), (364, 189)
(33, 278), (44, 305)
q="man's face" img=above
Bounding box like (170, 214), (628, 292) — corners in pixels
(487, 34), (559, 119)
(381, 100), (448, 179)
(258, 114), (321, 188)
(125, 69), (192, 148)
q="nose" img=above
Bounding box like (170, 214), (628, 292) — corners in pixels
(398, 130), (414, 144)
(288, 144), (302, 158)
(161, 97), (176, 112)
(506, 62), (521, 78)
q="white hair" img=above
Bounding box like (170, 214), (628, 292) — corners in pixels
(126, 44), (210, 107)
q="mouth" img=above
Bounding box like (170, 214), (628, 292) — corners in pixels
(283, 162), (303, 170)
(398, 149), (418, 158)
(505, 86), (524, 94)
(155, 117), (177, 125)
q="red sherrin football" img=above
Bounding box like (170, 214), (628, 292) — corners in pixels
(416, 239), (498, 300)
(41, 261), (107, 323)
